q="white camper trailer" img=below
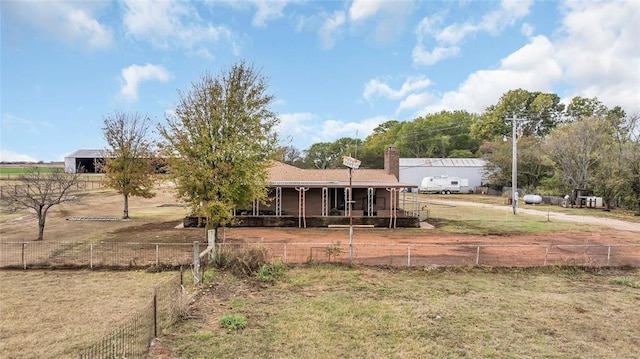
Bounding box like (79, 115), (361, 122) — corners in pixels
(419, 176), (469, 194)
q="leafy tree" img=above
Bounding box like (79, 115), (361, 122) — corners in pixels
(565, 96), (609, 120)
(101, 111), (156, 219)
(480, 136), (552, 191)
(303, 137), (360, 169)
(359, 120), (402, 168)
(3, 168), (82, 240)
(471, 89), (565, 141)
(396, 110), (478, 158)
(158, 61), (279, 239)
(543, 116), (608, 191)
(622, 140), (640, 213)
(277, 145), (304, 167)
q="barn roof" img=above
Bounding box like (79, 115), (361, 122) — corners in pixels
(65, 149), (105, 158)
(400, 158), (486, 167)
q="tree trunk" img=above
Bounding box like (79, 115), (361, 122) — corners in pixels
(123, 194), (129, 219)
(37, 206), (46, 241)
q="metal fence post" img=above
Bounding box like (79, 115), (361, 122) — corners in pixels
(90, 243), (93, 269)
(153, 287), (158, 338)
(22, 242), (26, 270)
(407, 245), (411, 267)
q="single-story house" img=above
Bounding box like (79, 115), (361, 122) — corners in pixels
(188, 146), (420, 228)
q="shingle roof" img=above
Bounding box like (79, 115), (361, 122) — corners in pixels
(269, 161), (415, 188)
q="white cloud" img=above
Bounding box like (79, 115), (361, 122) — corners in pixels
(554, 0), (640, 111)
(420, 35), (561, 115)
(397, 92), (433, 113)
(251, 0), (288, 26)
(412, 45), (460, 66)
(3, 0), (113, 49)
(1, 113), (40, 134)
(319, 11), (346, 49)
(277, 112), (318, 146)
(319, 117), (382, 143)
(120, 64), (172, 101)
(0, 150), (38, 163)
(122, 0), (233, 50)
(413, 0), (533, 66)
(349, 0), (385, 22)
(364, 76), (432, 101)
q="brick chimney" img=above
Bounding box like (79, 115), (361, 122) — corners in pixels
(384, 146), (399, 180)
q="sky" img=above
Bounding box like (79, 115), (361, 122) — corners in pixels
(1, 0), (639, 162)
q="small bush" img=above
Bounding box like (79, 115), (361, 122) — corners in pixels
(213, 245), (269, 277)
(220, 314), (248, 332)
(256, 261), (286, 283)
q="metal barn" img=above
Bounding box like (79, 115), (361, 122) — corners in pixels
(64, 149), (105, 173)
(399, 158), (487, 192)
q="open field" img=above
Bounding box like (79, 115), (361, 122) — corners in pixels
(2, 181), (640, 358)
(150, 265), (640, 359)
(0, 270), (177, 358)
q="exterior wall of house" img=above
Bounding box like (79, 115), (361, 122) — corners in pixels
(259, 187), (397, 217)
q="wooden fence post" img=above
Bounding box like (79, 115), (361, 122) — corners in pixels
(193, 241), (200, 285)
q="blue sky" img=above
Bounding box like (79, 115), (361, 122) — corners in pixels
(1, 0), (638, 162)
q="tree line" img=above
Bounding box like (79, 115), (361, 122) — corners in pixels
(281, 89), (639, 212)
(4, 62), (639, 240)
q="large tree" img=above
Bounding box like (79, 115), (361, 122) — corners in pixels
(4, 168), (82, 240)
(471, 89), (565, 141)
(480, 136), (552, 192)
(543, 116), (608, 191)
(303, 137), (360, 169)
(102, 111), (156, 219)
(158, 61), (279, 239)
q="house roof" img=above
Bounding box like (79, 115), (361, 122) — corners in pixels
(269, 161), (415, 188)
(400, 158), (486, 167)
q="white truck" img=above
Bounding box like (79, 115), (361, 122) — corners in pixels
(419, 176), (469, 194)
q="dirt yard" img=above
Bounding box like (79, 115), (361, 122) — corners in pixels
(2, 183), (639, 267)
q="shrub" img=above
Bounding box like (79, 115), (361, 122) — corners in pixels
(256, 261), (286, 283)
(213, 245), (269, 277)
(220, 314), (248, 332)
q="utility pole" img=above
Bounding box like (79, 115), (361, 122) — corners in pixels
(511, 115), (521, 215)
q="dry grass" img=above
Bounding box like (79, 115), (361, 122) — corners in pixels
(0, 270), (177, 358)
(153, 265), (640, 359)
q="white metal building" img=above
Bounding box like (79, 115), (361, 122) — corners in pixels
(399, 158), (488, 192)
(64, 149), (105, 173)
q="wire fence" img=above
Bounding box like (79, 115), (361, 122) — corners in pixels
(78, 271), (188, 359)
(207, 242), (640, 268)
(0, 180), (106, 199)
(0, 241), (199, 270)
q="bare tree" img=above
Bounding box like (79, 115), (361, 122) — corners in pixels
(4, 168), (82, 240)
(102, 111), (156, 219)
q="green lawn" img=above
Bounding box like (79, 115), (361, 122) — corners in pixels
(158, 265), (640, 359)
